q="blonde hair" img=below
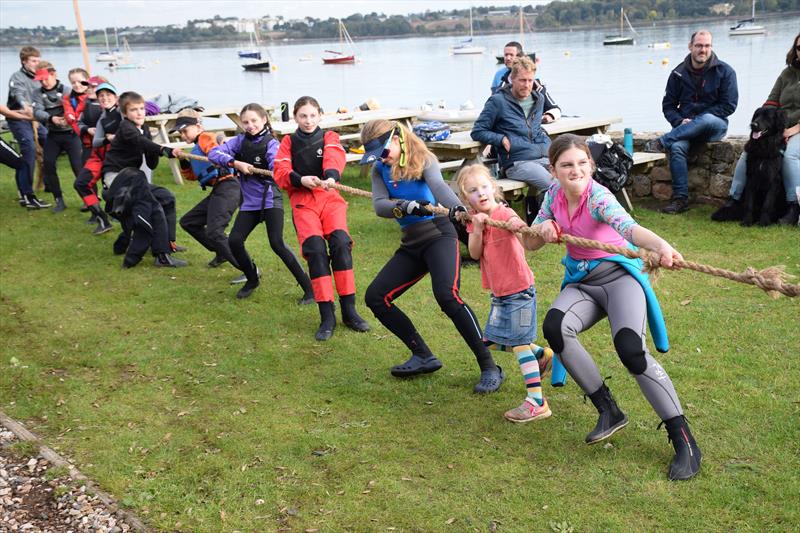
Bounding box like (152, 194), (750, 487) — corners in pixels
(510, 56), (536, 78)
(455, 164), (503, 204)
(360, 119), (435, 181)
(177, 108), (201, 119)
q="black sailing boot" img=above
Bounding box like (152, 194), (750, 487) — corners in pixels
(315, 301), (337, 341)
(236, 261), (260, 299)
(662, 415), (702, 481)
(89, 204), (113, 235)
(340, 294), (370, 332)
(585, 383), (629, 444)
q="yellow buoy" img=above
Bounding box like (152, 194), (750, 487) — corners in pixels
(661, 58), (669, 65)
(648, 59), (654, 64)
(563, 50), (571, 57)
(272, 65), (278, 71)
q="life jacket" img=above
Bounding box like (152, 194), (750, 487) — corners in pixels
(190, 143), (230, 187)
(100, 106), (122, 137)
(289, 128), (325, 178)
(40, 81), (70, 132)
(238, 130), (273, 171)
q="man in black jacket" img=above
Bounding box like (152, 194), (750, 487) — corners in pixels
(645, 30), (738, 214)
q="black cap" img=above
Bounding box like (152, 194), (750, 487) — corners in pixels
(169, 116), (199, 133)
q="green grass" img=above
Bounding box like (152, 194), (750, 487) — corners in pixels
(1, 158), (799, 532)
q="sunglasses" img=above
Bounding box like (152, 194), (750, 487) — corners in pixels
(378, 128), (396, 160)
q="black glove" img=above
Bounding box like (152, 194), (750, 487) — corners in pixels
(394, 199), (431, 218)
(161, 146), (176, 158)
(448, 204), (467, 224)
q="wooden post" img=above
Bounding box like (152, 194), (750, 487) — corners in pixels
(72, 0), (91, 75)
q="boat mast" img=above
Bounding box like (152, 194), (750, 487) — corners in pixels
(72, 0), (91, 74)
(619, 6), (623, 36)
(518, 5), (523, 48)
(469, 7), (474, 39)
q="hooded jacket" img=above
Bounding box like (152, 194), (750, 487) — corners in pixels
(661, 52), (738, 128)
(5, 66), (42, 116)
(471, 82), (561, 169)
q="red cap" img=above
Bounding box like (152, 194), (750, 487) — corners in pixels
(33, 68), (51, 81)
(80, 75), (106, 87)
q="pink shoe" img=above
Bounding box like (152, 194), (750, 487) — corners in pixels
(504, 398), (551, 423)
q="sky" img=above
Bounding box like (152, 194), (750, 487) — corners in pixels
(0, 0), (549, 30)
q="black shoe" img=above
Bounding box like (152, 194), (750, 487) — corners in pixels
(711, 197), (743, 222)
(585, 383), (629, 444)
(314, 301), (337, 341)
(170, 241), (188, 253)
(18, 195), (26, 207)
(644, 139), (664, 153)
(236, 278), (260, 299)
(24, 194), (51, 209)
(154, 253), (188, 268)
(340, 294), (370, 332)
(86, 213), (98, 225)
(52, 197), (66, 213)
(207, 255), (227, 268)
(92, 218), (113, 235)
(314, 323), (335, 341)
(660, 197), (689, 214)
(298, 293), (315, 305)
(778, 203), (800, 226)
(390, 354), (443, 377)
(80, 204), (90, 213)
(474, 365), (504, 393)
(662, 415), (702, 481)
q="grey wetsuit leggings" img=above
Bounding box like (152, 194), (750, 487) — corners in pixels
(545, 262), (683, 421)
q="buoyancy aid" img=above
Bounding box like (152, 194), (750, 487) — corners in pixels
(289, 127), (325, 178)
(238, 129), (273, 172)
(190, 142), (230, 188)
(100, 106), (122, 137)
(40, 81), (70, 132)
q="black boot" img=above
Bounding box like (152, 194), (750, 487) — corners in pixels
(778, 203), (799, 226)
(315, 301), (337, 341)
(340, 294), (370, 332)
(711, 197), (744, 222)
(89, 204), (113, 235)
(52, 196), (66, 213)
(236, 261), (260, 299)
(662, 415), (702, 481)
(585, 383), (629, 444)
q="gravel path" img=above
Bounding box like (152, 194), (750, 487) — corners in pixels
(1, 424), (139, 532)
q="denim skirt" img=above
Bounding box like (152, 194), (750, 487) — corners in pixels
(483, 286), (537, 346)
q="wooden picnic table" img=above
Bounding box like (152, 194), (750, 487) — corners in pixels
(270, 108), (418, 138)
(427, 116), (623, 161)
(146, 106), (274, 184)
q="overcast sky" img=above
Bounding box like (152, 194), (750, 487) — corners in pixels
(0, 1), (549, 30)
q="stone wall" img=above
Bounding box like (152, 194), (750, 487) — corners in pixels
(611, 132), (748, 205)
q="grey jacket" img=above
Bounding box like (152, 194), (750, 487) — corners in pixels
(6, 67), (43, 119)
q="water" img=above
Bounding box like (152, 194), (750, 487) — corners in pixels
(2, 17), (797, 135)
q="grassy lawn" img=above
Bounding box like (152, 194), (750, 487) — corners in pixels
(1, 158), (799, 532)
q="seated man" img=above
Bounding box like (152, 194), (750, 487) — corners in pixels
(472, 56), (561, 208)
(491, 41), (523, 94)
(645, 30), (738, 214)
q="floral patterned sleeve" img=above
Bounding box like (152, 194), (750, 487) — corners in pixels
(588, 184), (637, 241)
(532, 182), (559, 224)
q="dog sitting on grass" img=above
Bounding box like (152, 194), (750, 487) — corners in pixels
(740, 107), (788, 226)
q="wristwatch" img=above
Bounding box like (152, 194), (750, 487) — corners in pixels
(392, 201), (404, 219)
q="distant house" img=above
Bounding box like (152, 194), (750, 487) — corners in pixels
(488, 9), (511, 16)
(193, 22), (212, 29)
(233, 19), (254, 33)
(709, 3), (734, 16)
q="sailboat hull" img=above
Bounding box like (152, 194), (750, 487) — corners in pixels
(322, 55), (355, 64)
(242, 61), (272, 71)
(603, 37), (635, 45)
(451, 46), (485, 55)
(729, 26), (765, 36)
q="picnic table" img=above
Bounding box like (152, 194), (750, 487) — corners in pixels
(270, 108), (418, 138)
(146, 106), (274, 184)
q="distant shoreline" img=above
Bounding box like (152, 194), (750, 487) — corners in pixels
(2, 11), (797, 50)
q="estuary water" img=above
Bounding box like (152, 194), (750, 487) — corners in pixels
(1, 16), (798, 135)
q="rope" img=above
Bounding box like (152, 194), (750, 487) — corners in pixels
(169, 149), (800, 298)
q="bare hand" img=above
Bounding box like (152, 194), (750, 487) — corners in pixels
(681, 118), (692, 126)
(656, 242), (683, 268)
(19, 106), (34, 120)
(471, 212), (488, 231)
(301, 175), (321, 189)
(233, 161), (254, 175)
(542, 114), (553, 124)
(502, 136), (511, 152)
(533, 220), (559, 243)
(87, 127), (96, 136)
(783, 124), (800, 143)
(106, 133), (115, 142)
(52, 116), (67, 127)
(319, 178), (336, 190)
(171, 147), (184, 158)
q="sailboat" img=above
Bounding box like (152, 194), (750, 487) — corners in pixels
(238, 25), (262, 59)
(241, 26), (273, 71)
(322, 20), (357, 64)
(603, 6), (637, 46)
(451, 8), (485, 55)
(495, 7), (536, 64)
(107, 37), (144, 70)
(95, 28), (119, 61)
(729, 0), (766, 36)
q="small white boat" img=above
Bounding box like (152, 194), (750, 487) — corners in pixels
(603, 6), (637, 46)
(729, 0), (766, 36)
(450, 8), (484, 55)
(95, 28), (119, 62)
(418, 101), (479, 124)
(648, 42), (671, 50)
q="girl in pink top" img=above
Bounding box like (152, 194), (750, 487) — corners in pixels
(523, 134), (701, 481)
(457, 165), (554, 423)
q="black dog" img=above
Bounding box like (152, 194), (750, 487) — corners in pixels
(740, 107), (787, 226)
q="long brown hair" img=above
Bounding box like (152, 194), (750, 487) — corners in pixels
(787, 32), (800, 67)
(360, 119), (434, 181)
(239, 102), (272, 132)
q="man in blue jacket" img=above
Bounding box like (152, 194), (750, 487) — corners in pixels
(472, 56), (561, 203)
(645, 30), (738, 214)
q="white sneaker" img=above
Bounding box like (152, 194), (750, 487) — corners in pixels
(230, 266), (260, 285)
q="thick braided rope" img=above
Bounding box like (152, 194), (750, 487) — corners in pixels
(170, 151), (799, 298)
